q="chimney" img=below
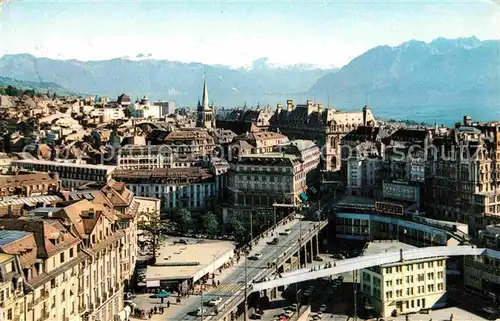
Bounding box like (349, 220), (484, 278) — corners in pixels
(317, 104), (323, 113)
(287, 100), (294, 112)
(276, 104), (283, 114)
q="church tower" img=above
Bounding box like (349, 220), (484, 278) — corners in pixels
(196, 75), (213, 130)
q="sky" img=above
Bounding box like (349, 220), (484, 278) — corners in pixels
(0, 0), (499, 68)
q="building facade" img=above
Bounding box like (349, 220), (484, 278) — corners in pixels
(464, 224), (500, 297)
(11, 160), (115, 188)
(112, 167), (222, 212)
(361, 242), (447, 317)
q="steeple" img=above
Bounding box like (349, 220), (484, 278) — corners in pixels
(202, 73), (210, 110)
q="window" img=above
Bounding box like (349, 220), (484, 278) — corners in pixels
(7, 309), (12, 320)
(385, 267), (392, 274)
(437, 271), (444, 279)
(418, 274), (425, 282)
(69, 248), (74, 258)
(386, 291), (393, 299)
(427, 262), (433, 268)
(427, 285), (434, 292)
(61, 290), (65, 302)
(438, 283), (444, 291)
(427, 272), (434, 280)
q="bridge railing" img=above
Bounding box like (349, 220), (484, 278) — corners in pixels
(250, 246), (491, 292)
(212, 220), (328, 321)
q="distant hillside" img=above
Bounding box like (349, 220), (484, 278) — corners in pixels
(0, 76), (76, 95)
(309, 37), (500, 123)
(0, 55), (336, 106)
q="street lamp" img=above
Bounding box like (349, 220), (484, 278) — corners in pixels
(243, 251), (249, 321)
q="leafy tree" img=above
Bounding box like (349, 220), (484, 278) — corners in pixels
(231, 216), (247, 243)
(176, 208), (192, 233)
(203, 212), (219, 236)
(138, 212), (167, 262)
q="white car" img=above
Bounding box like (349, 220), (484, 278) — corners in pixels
(280, 229), (292, 235)
(253, 253), (263, 260)
(196, 308), (207, 316)
(207, 297), (222, 306)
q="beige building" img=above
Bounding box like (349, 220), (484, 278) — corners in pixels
(360, 242), (447, 317)
(0, 180), (141, 321)
(0, 252), (26, 321)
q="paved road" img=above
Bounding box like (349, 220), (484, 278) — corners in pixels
(168, 218), (326, 321)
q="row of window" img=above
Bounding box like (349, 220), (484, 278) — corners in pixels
(384, 283), (444, 299)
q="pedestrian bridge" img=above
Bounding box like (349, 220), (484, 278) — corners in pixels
(250, 246), (500, 292)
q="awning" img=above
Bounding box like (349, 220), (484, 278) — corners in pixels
(300, 192), (308, 201)
(146, 280), (160, 288)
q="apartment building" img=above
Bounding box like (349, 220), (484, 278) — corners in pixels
(360, 242), (447, 317)
(111, 167), (222, 212)
(0, 180), (141, 321)
(229, 131), (288, 158)
(0, 244), (28, 321)
(346, 143), (383, 197)
(464, 224), (500, 297)
(0, 173), (60, 197)
(426, 118), (500, 235)
(11, 160), (116, 188)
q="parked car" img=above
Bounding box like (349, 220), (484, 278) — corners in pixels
(331, 253), (345, 260)
(313, 255), (324, 262)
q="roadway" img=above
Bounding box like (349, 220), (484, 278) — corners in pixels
(169, 217), (327, 321)
(251, 246), (500, 292)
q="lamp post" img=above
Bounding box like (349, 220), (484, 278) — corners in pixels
(243, 252), (248, 321)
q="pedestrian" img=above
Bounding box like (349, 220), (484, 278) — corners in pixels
(218, 280), (220, 286)
(167, 301), (170, 308)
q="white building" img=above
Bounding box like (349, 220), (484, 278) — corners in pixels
(89, 107), (126, 122)
(347, 142), (382, 197)
(11, 159), (116, 188)
(153, 101), (176, 117)
(112, 167), (224, 212)
(360, 241), (447, 318)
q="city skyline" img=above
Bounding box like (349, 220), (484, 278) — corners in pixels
(1, 0), (499, 68)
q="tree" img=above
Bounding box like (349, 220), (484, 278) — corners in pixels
(176, 208), (192, 233)
(138, 212), (167, 262)
(231, 216), (247, 243)
(203, 212), (219, 236)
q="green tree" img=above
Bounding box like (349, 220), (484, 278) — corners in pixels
(176, 208), (192, 233)
(203, 212), (219, 236)
(138, 212), (167, 262)
(231, 216), (247, 243)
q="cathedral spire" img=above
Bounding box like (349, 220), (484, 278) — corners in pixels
(202, 73), (210, 110)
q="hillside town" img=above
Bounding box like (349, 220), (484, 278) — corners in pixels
(0, 78), (499, 321)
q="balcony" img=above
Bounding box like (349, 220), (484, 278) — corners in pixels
(32, 290), (50, 307)
(78, 305), (87, 314)
(42, 310), (50, 320)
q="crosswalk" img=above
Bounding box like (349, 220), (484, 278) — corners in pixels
(210, 283), (244, 295)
